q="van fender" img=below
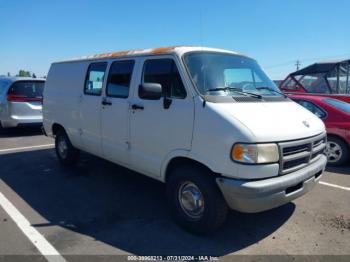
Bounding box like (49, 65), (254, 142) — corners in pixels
(160, 149), (221, 182)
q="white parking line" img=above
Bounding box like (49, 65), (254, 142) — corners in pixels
(0, 192), (66, 262)
(319, 181), (350, 191)
(0, 144), (54, 153)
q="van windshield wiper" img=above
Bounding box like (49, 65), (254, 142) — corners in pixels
(255, 87), (287, 98)
(206, 87), (262, 99)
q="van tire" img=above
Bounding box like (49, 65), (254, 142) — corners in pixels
(326, 136), (349, 166)
(166, 165), (228, 235)
(55, 129), (80, 166)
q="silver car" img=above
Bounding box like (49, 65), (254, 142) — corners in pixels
(0, 77), (45, 128)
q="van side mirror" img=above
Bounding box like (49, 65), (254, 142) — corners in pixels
(139, 83), (162, 100)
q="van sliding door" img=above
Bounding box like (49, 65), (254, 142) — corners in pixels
(100, 60), (135, 166)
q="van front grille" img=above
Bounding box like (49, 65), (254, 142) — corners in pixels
(311, 148), (325, 160)
(283, 144), (310, 156)
(283, 157), (309, 170)
(278, 134), (326, 175)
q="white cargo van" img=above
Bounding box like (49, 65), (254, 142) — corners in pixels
(43, 46), (327, 234)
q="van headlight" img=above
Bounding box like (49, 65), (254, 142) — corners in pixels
(231, 143), (279, 164)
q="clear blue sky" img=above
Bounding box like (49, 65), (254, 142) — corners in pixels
(0, 0), (349, 79)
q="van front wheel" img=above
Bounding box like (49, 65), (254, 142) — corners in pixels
(55, 129), (80, 166)
(166, 165), (228, 235)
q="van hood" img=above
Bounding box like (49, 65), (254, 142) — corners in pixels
(213, 100), (325, 142)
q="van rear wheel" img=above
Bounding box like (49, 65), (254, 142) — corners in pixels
(55, 129), (80, 166)
(166, 165), (228, 235)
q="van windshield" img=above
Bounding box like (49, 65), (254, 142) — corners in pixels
(184, 52), (281, 97)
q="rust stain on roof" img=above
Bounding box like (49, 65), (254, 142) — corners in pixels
(151, 46), (178, 54)
(89, 46), (180, 60)
(57, 46), (192, 63)
(109, 50), (133, 58)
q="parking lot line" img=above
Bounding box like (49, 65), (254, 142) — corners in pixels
(0, 144), (54, 153)
(0, 192), (66, 262)
(319, 181), (350, 191)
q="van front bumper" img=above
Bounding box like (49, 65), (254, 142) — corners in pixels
(216, 155), (327, 213)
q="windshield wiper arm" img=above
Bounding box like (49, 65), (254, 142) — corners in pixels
(255, 87), (287, 98)
(206, 87), (262, 99)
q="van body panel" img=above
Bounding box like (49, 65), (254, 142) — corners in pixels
(213, 101), (325, 142)
(79, 95), (103, 156)
(190, 98), (258, 178)
(160, 149), (191, 181)
(44, 63), (85, 147)
(129, 97), (194, 177)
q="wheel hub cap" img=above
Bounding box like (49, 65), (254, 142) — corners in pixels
(178, 182), (204, 219)
(57, 137), (68, 159)
(325, 141), (342, 163)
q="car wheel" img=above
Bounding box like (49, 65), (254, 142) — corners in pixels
(55, 129), (80, 166)
(325, 136), (349, 166)
(166, 165), (228, 235)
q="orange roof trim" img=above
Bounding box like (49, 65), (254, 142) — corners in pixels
(85, 46), (181, 60)
(151, 46), (178, 54)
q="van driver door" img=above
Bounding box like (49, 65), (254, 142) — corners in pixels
(129, 56), (194, 178)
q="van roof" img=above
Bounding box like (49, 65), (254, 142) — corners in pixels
(54, 46), (248, 64)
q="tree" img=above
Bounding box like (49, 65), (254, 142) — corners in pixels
(18, 70), (31, 77)
(32, 73), (37, 78)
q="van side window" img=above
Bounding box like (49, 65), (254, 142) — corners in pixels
(106, 60), (135, 98)
(84, 62), (107, 96)
(142, 59), (186, 99)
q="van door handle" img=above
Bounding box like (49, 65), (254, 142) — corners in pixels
(102, 99), (112, 106)
(131, 104), (144, 110)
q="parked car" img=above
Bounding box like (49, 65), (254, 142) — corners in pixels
(279, 59), (350, 103)
(0, 77), (45, 129)
(289, 94), (350, 165)
(43, 46), (327, 234)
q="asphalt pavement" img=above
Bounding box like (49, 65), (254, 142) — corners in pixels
(0, 127), (349, 261)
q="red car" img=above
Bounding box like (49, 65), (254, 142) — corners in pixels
(289, 94), (350, 165)
(280, 59), (350, 104)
